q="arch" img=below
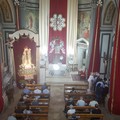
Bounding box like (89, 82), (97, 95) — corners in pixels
(102, 0), (116, 26)
(0, 0), (15, 23)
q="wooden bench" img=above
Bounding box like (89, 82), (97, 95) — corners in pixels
(64, 84), (88, 94)
(64, 93), (95, 104)
(67, 113), (104, 120)
(26, 84), (50, 90)
(15, 106), (49, 113)
(14, 113), (48, 120)
(66, 106), (95, 114)
(27, 93), (50, 99)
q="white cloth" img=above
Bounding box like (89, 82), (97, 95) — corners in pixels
(67, 108), (76, 114)
(76, 100), (86, 106)
(89, 100), (98, 107)
(8, 116), (17, 120)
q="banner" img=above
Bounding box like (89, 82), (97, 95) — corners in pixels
(48, 0), (67, 64)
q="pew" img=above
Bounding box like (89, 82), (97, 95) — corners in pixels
(15, 113), (48, 120)
(66, 106), (95, 114)
(64, 84), (88, 93)
(64, 93), (95, 104)
(67, 113), (104, 120)
(26, 84), (50, 90)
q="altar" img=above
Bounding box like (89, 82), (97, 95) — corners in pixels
(48, 63), (67, 76)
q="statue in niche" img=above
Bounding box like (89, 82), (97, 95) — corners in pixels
(22, 47), (32, 65)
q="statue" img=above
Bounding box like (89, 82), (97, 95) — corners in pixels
(22, 47), (32, 65)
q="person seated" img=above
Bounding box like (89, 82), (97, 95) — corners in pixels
(7, 113), (17, 120)
(76, 96), (86, 106)
(68, 113), (78, 120)
(31, 98), (39, 106)
(70, 87), (77, 93)
(64, 97), (75, 113)
(23, 86), (31, 94)
(43, 86), (50, 94)
(23, 106), (33, 114)
(89, 98), (98, 107)
(34, 87), (41, 99)
(17, 97), (25, 106)
(91, 104), (101, 120)
(41, 82), (47, 91)
(24, 116), (32, 120)
(22, 93), (29, 100)
(15, 107), (23, 113)
(67, 105), (76, 118)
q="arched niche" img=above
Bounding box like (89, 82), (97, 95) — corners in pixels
(77, 38), (89, 71)
(9, 30), (39, 88)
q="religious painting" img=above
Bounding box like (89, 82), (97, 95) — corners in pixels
(0, 0), (13, 22)
(77, 11), (91, 40)
(25, 10), (39, 33)
(103, 1), (115, 25)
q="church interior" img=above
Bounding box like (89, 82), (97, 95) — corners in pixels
(0, 0), (120, 120)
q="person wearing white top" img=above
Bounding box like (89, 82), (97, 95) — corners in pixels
(7, 114), (17, 120)
(34, 87), (41, 99)
(67, 105), (76, 114)
(89, 100), (98, 107)
(43, 88), (49, 94)
(87, 72), (95, 92)
(76, 97), (86, 106)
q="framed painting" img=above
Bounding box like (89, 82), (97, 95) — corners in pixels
(25, 10), (39, 33)
(77, 10), (91, 41)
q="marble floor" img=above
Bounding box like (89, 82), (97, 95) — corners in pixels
(0, 76), (120, 120)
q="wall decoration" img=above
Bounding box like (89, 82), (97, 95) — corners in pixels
(103, 1), (115, 25)
(48, 0), (67, 64)
(0, 0), (13, 22)
(77, 11), (91, 40)
(25, 11), (39, 33)
(50, 14), (66, 31)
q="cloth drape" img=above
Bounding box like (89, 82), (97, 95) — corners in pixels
(108, 0), (120, 115)
(67, 0), (78, 64)
(87, 4), (101, 76)
(39, 0), (50, 56)
(48, 0), (67, 64)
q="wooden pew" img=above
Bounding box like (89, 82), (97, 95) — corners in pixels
(26, 84), (51, 90)
(64, 84), (88, 93)
(66, 106), (95, 114)
(15, 113), (48, 120)
(64, 93), (95, 104)
(67, 113), (104, 120)
(26, 93), (50, 99)
(15, 106), (49, 114)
